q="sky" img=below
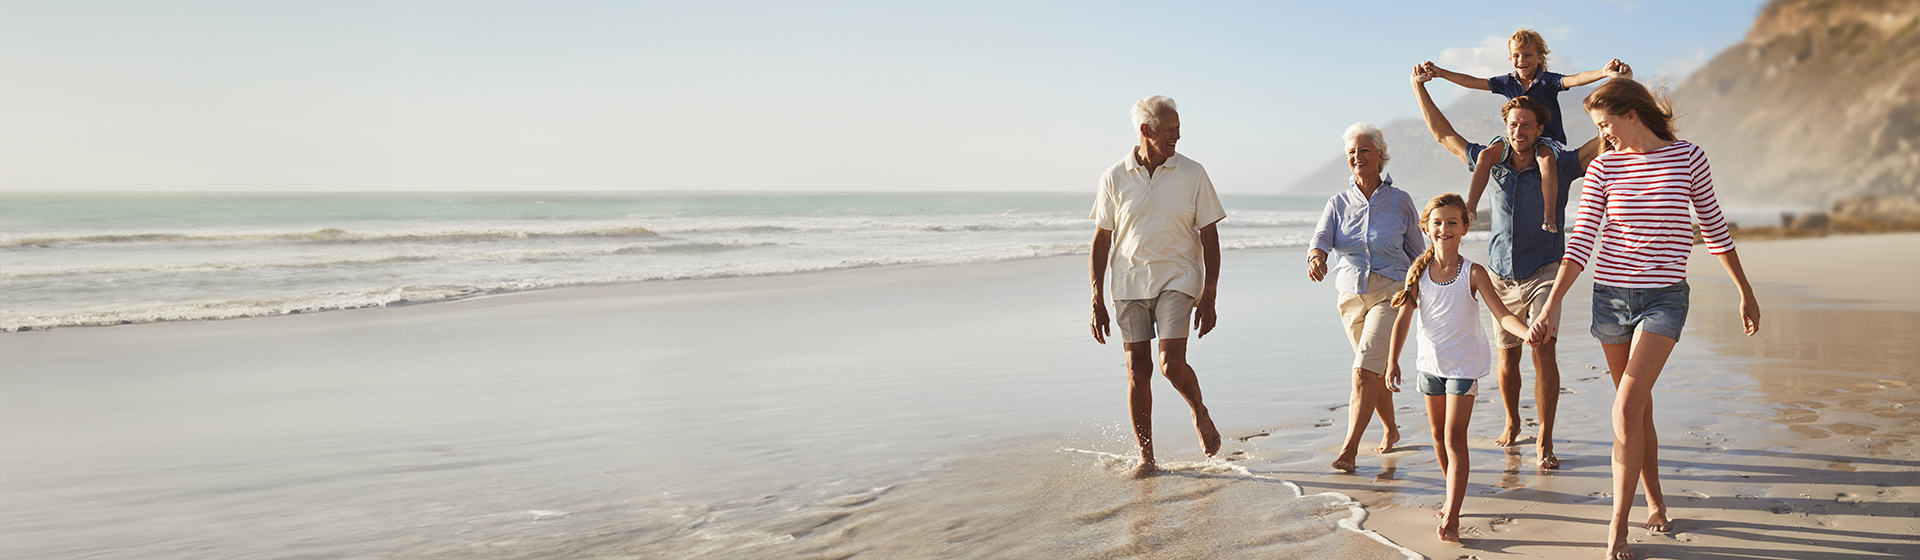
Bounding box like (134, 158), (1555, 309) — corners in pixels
(0, 0), (1771, 193)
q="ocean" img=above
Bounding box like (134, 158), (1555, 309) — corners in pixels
(0, 192), (1335, 331)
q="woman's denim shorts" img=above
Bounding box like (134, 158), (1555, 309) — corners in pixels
(1591, 280), (1690, 345)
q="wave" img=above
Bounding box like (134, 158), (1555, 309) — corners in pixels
(0, 241), (774, 279)
(0, 226), (661, 248)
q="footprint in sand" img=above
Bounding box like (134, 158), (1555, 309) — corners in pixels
(1588, 491), (1612, 500)
(1460, 526), (1484, 539)
(1237, 432), (1271, 442)
(1226, 450), (1250, 462)
(1559, 387), (1577, 394)
(1313, 420), (1334, 428)
(1766, 502), (1795, 514)
(1683, 489), (1710, 502)
(1577, 376), (1603, 382)
(1488, 517), (1517, 533)
(1735, 493), (1760, 500)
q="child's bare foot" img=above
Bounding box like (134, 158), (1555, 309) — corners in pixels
(1131, 460), (1159, 479)
(1196, 414), (1222, 457)
(1376, 425), (1401, 453)
(1331, 452), (1358, 472)
(1494, 422), (1521, 447)
(1645, 509), (1671, 532)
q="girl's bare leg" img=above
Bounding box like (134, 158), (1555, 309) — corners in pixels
(1438, 392), (1473, 543)
(1375, 376), (1401, 453)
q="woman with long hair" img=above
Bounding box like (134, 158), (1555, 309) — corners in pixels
(1529, 79), (1761, 560)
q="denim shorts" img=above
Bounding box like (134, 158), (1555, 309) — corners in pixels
(1418, 372), (1479, 396)
(1591, 280), (1690, 345)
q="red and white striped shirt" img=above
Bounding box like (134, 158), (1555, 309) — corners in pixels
(1564, 141), (1734, 288)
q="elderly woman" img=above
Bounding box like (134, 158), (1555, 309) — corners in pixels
(1308, 122), (1426, 472)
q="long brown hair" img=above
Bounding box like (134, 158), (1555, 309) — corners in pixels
(1390, 193), (1474, 309)
(1583, 78), (1677, 151)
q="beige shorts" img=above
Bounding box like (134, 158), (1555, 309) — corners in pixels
(1115, 290), (1194, 344)
(1336, 273), (1404, 374)
(1490, 261), (1562, 348)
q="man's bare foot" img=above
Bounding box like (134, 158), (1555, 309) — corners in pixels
(1197, 415), (1223, 457)
(1538, 446), (1560, 469)
(1494, 422), (1521, 447)
(1645, 509), (1671, 533)
(1331, 453), (1357, 472)
(1542, 221), (1559, 233)
(1376, 424), (1401, 453)
(1131, 461), (1159, 479)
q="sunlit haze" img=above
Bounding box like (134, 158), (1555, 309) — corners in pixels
(0, 1), (1766, 193)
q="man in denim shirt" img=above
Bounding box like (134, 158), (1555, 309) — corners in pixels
(1413, 64), (1606, 469)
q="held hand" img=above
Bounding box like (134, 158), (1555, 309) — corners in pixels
(1193, 292), (1218, 338)
(1091, 299), (1111, 344)
(1605, 59), (1633, 80)
(1411, 63), (1435, 85)
(1739, 294), (1762, 336)
(1307, 255), (1328, 282)
(1385, 364), (1403, 393)
(1527, 312), (1558, 346)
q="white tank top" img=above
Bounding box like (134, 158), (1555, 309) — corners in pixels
(1415, 256), (1492, 380)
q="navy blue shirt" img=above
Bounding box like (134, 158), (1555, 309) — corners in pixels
(1465, 138), (1583, 280)
(1488, 70), (1569, 145)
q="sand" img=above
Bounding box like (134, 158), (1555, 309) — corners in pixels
(2, 233), (1915, 558)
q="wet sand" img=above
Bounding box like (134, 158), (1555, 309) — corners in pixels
(1243, 233), (1920, 559)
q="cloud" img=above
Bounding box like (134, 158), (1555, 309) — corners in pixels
(1437, 34), (1511, 82)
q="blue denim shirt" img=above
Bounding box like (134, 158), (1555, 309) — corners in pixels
(1309, 174), (1425, 295)
(1489, 70), (1569, 145)
(1466, 138), (1583, 280)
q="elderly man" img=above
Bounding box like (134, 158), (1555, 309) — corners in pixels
(1089, 95), (1225, 477)
(1412, 63), (1613, 469)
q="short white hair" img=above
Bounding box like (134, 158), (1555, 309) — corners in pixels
(1131, 95), (1178, 131)
(1342, 122), (1390, 167)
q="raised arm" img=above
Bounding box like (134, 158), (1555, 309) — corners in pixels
(1576, 135), (1604, 170)
(1423, 61), (1491, 91)
(1561, 59), (1634, 88)
(1412, 64), (1472, 163)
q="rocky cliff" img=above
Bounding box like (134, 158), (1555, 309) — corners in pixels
(1668, 0), (1920, 218)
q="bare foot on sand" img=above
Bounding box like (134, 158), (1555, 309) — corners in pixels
(1197, 414), (1222, 457)
(1538, 446), (1560, 469)
(1131, 460), (1159, 479)
(1331, 452), (1357, 472)
(1494, 422), (1521, 447)
(1605, 540), (1635, 559)
(1645, 509), (1671, 533)
(1375, 424), (1400, 453)
(1437, 520), (1460, 543)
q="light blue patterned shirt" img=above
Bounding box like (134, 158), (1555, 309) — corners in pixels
(1309, 174), (1426, 295)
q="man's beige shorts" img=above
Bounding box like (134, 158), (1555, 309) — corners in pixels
(1489, 261), (1562, 348)
(1336, 272), (1404, 374)
(1115, 290), (1194, 344)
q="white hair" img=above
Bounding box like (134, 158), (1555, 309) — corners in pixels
(1342, 122), (1390, 167)
(1131, 95), (1178, 131)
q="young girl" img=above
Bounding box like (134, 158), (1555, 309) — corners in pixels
(1425, 29), (1633, 232)
(1383, 193), (1534, 543)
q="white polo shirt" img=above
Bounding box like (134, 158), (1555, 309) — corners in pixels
(1091, 151), (1228, 301)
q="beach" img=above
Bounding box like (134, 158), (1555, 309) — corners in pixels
(3, 228), (1917, 558)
